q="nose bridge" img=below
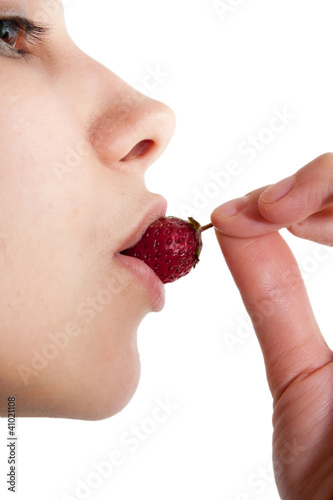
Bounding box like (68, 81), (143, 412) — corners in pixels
(68, 49), (176, 168)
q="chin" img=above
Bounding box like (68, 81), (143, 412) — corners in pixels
(71, 335), (142, 421)
(7, 333), (142, 421)
(82, 354), (142, 421)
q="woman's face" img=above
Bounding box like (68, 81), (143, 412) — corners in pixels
(0, 0), (175, 419)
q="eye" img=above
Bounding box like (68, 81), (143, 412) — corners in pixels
(0, 16), (50, 58)
(0, 19), (21, 48)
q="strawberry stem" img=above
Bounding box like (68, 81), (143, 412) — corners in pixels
(200, 223), (213, 233)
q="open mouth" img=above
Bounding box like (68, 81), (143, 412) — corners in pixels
(116, 196), (167, 255)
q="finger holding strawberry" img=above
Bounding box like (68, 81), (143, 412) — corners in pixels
(210, 152), (333, 499)
(211, 152), (333, 246)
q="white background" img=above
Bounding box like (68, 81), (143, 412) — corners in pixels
(1, 0), (333, 499)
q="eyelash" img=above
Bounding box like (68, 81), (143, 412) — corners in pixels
(0, 15), (50, 59)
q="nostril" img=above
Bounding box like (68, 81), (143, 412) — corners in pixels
(120, 139), (155, 162)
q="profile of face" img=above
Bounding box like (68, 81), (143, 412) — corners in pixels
(0, 0), (176, 419)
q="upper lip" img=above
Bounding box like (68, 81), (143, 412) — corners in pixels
(116, 195), (168, 254)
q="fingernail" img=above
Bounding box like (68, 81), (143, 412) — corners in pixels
(212, 195), (249, 218)
(260, 175), (296, 204)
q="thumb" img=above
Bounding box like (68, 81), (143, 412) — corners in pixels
(213, 228), (333, 405)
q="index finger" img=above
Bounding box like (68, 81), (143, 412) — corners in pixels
(258, 153), (333, 225)
(211, 153), (333, 241)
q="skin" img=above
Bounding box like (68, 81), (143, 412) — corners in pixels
(0, 0), (175, 420)
(1, 1), (332, 498)
(211, 153), (333, 499)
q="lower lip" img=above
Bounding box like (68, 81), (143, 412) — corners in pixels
(113, 253), (165, 312)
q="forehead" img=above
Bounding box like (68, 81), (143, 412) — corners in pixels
(0, 0), (63, 12)
(0, 0), (28, 10)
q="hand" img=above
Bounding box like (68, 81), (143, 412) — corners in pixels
(210, 153), (333, 500)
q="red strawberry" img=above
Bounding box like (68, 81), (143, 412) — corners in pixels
(120, 216), (213, 284)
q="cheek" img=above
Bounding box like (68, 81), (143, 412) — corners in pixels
(0, 86), (92, 317)
(0, 72), (93, 192)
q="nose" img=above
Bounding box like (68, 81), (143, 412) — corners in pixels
(69, 50), (176, 170)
